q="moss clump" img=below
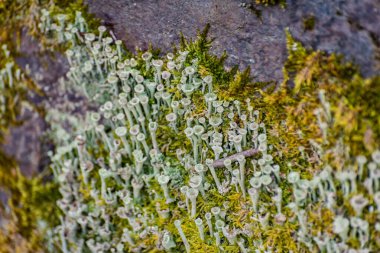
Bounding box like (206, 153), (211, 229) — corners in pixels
(0, 167), (60, 253)
(303, 15), (316, 31)
(254, 0), (287, 8)
(179, 24), (241, 89)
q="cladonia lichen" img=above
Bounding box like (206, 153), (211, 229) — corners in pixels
(0, 1), (380, 252)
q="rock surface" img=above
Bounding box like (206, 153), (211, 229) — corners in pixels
(1, 32), (87, 176)
(86, 0), (380, 82)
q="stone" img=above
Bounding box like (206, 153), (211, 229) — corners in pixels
(86, 0), (380, 82)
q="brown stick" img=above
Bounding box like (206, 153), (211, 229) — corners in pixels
(212, 148), (259, 168)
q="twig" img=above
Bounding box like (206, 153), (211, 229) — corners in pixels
(212, 148), (258, 168)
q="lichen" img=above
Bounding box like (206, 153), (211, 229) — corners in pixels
(1, 1), (380, 253)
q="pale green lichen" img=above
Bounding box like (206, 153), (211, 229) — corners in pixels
(1, 1), (380, 253)
(38, 7), (380, 252)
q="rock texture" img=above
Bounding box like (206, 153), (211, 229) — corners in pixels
(1, 31), (87, 176)
(1, 32), (64, 176)
(86, 0), (380, 82)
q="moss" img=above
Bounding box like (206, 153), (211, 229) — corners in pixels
(303, 15), (316, 31)
(50, 0), (100, 32)
(0, 167), (60, 252)
(243, 0), (287, 19)
(179, 24), (239, 87)
(262, 224), (298, 252)
(254, 0), (287, 8)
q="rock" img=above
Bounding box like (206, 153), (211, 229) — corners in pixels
(1, 30), (85, 176)
(86, 0), (380, 82)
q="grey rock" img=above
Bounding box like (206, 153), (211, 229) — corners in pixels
(1, 30), (87, 176)
(86, 0), (380, 82)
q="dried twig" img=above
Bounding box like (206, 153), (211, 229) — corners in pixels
(212, 148), (258, 168)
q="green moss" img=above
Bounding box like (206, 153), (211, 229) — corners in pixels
(254, 0), (287, 8)
(303, 15), (316, 31)
(0, 167), (60, 252)
(50, 0), (100, 32)
(179, 24), (239, 87)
